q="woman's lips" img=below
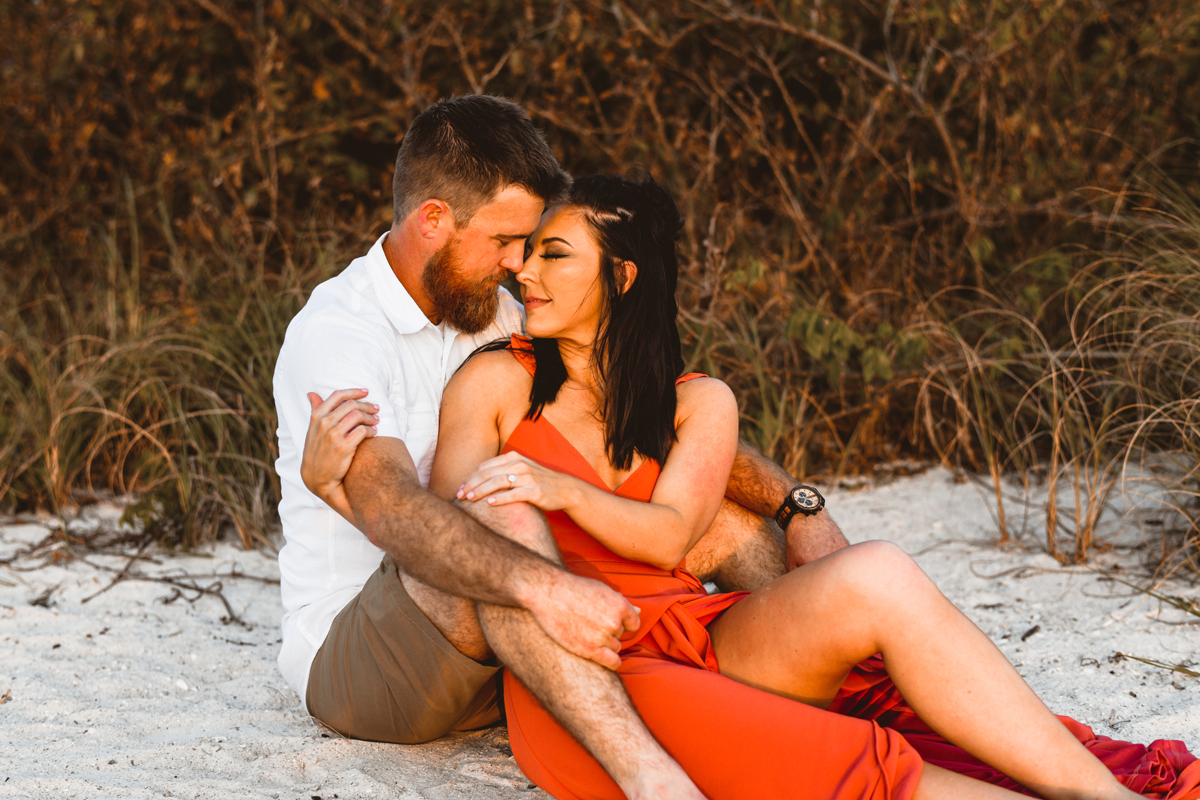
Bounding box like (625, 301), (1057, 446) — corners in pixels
(524, 297), (549, 309)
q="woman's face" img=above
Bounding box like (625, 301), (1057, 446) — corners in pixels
(516, 206), (607, 343)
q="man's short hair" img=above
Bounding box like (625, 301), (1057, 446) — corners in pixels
(392, 95), (570, 228)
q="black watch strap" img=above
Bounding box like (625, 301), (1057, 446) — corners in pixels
(773, 484), (826, 529)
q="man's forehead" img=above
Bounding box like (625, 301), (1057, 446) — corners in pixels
(468, 185), (545, 236)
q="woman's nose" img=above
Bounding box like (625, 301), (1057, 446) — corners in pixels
(514, 264), (536, 286)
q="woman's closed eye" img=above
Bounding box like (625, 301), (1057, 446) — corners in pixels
(541, 249), (569, 260)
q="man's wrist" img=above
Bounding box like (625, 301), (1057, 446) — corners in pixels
(783, 506), (839, 536)
(510, 555), (567, 612)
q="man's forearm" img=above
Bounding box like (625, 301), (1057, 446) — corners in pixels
(725, 439), (804, 517)
(725, 439), (850, 568)
(346, 460), (560, 610)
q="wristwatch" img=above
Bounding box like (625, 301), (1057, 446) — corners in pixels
(774, 484), (826, 529)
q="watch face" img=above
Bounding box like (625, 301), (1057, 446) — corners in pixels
(792, 486), (822, 511)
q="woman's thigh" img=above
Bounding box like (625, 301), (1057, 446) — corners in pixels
(505, 654), (924, 800)
(707, 540), (926, 706)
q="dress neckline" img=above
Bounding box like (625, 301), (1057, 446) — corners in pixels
(499, 334), (703, 496)
(512, 413), (655, 496)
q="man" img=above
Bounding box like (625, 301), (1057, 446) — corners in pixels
(274, 95), (847, 798)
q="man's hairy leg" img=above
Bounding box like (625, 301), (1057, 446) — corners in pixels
(686, 499), (785, 593)
(410, 497), (704, 800)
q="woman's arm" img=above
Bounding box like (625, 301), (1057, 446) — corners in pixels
(459, 378), (740, 570)
(427, 350), (529, 500)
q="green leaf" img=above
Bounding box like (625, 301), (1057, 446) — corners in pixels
(968, 235), (995, 265)
(862, 347), (893, 383)
(894, 333), (929, 369)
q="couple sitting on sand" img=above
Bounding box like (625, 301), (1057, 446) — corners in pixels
(273, 95), (1199, 799)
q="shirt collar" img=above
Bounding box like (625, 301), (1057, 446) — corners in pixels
(365, 232), (436, 335)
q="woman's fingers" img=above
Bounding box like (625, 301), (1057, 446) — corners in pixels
(466, 474), (524, 502)
(345, 421), (377, 446)
(332, 406), (379, 438)
(325, 399), (379, 430)
(483, 488), (529, 506)
(312, 387), (370, 418)
(460, 458), (530, 499)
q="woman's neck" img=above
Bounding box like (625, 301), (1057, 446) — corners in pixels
(555, 336), (603, 405)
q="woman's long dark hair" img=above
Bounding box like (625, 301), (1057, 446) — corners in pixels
(529, 173), (686, 469)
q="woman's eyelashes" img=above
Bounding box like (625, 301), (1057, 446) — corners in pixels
(540, 250), (569, 260)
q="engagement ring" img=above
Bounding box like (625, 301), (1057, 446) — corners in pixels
(507, 474), (517, 489)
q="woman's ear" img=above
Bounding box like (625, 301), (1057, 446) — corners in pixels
(618, 260), (638, 295)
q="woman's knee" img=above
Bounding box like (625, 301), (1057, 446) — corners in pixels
(828, 540), (932, 603)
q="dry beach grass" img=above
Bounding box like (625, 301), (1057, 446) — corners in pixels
(3, 0), (1200, 566)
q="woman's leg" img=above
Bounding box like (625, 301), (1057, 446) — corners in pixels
(915, 765), (1036, 800)
(707, 541), (1141, 800)
(507, 652), (937, 800)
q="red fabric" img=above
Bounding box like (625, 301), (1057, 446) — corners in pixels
(829, 656), (1200, 798)
(496, 339), (1200, 800)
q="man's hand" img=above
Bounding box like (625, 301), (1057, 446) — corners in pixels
(521, 571), (641, 670)
(785, 509), (849, 571)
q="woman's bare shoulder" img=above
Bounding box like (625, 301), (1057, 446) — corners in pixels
(444, 347), (532, 408)
(675, 376), (737, 422)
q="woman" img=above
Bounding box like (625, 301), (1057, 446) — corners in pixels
(303, 174), (1199, 799)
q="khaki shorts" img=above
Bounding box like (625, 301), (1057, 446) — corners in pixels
(306, 554), (503, 743)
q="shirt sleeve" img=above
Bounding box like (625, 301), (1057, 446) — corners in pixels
(273, 309), (407, 461)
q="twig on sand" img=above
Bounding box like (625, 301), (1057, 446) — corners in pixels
(1091, 568), (1200, 620)
(3, 517), (276, 629)
(155, 576), (252, 629)
(1117, 653), (1200, 679)
(76, 558), (275, 629)
(28, 584), (59, 607)
(80, 538), (154, 604)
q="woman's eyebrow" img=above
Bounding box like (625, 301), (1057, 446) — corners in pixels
(541, 236), (574, 249)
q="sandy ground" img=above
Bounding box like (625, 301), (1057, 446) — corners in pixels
(1, 468), (1197, 800)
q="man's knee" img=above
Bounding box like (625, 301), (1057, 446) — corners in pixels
(454, 498), (558, 561)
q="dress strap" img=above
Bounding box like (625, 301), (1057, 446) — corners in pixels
(675, 372), (708, 385)
(506, 334), (537, 377)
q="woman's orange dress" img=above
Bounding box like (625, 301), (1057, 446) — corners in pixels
(498, 338), (1200, 800)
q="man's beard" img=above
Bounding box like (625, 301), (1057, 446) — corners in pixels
(421, 238), (500, 335)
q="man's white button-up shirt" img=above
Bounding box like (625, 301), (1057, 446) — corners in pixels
(272, 232), (524, 705)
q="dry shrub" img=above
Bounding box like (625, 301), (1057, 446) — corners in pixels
(2, 0), (1199, 553)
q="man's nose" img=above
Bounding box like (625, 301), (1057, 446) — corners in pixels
(500, 241), (524, 271)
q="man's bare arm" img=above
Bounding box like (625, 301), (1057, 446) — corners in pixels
(343, 436), (638, 667)
(724, 439), (850, 570)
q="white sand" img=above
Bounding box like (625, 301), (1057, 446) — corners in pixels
(1, 468), (1197, 799)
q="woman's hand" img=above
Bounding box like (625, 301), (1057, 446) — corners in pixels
(301, 388), (379, 523)
(457, 452), (581, 511)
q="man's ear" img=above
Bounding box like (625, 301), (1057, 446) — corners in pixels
(618, 260), (638, 295)
(416, 199), (453, 239)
